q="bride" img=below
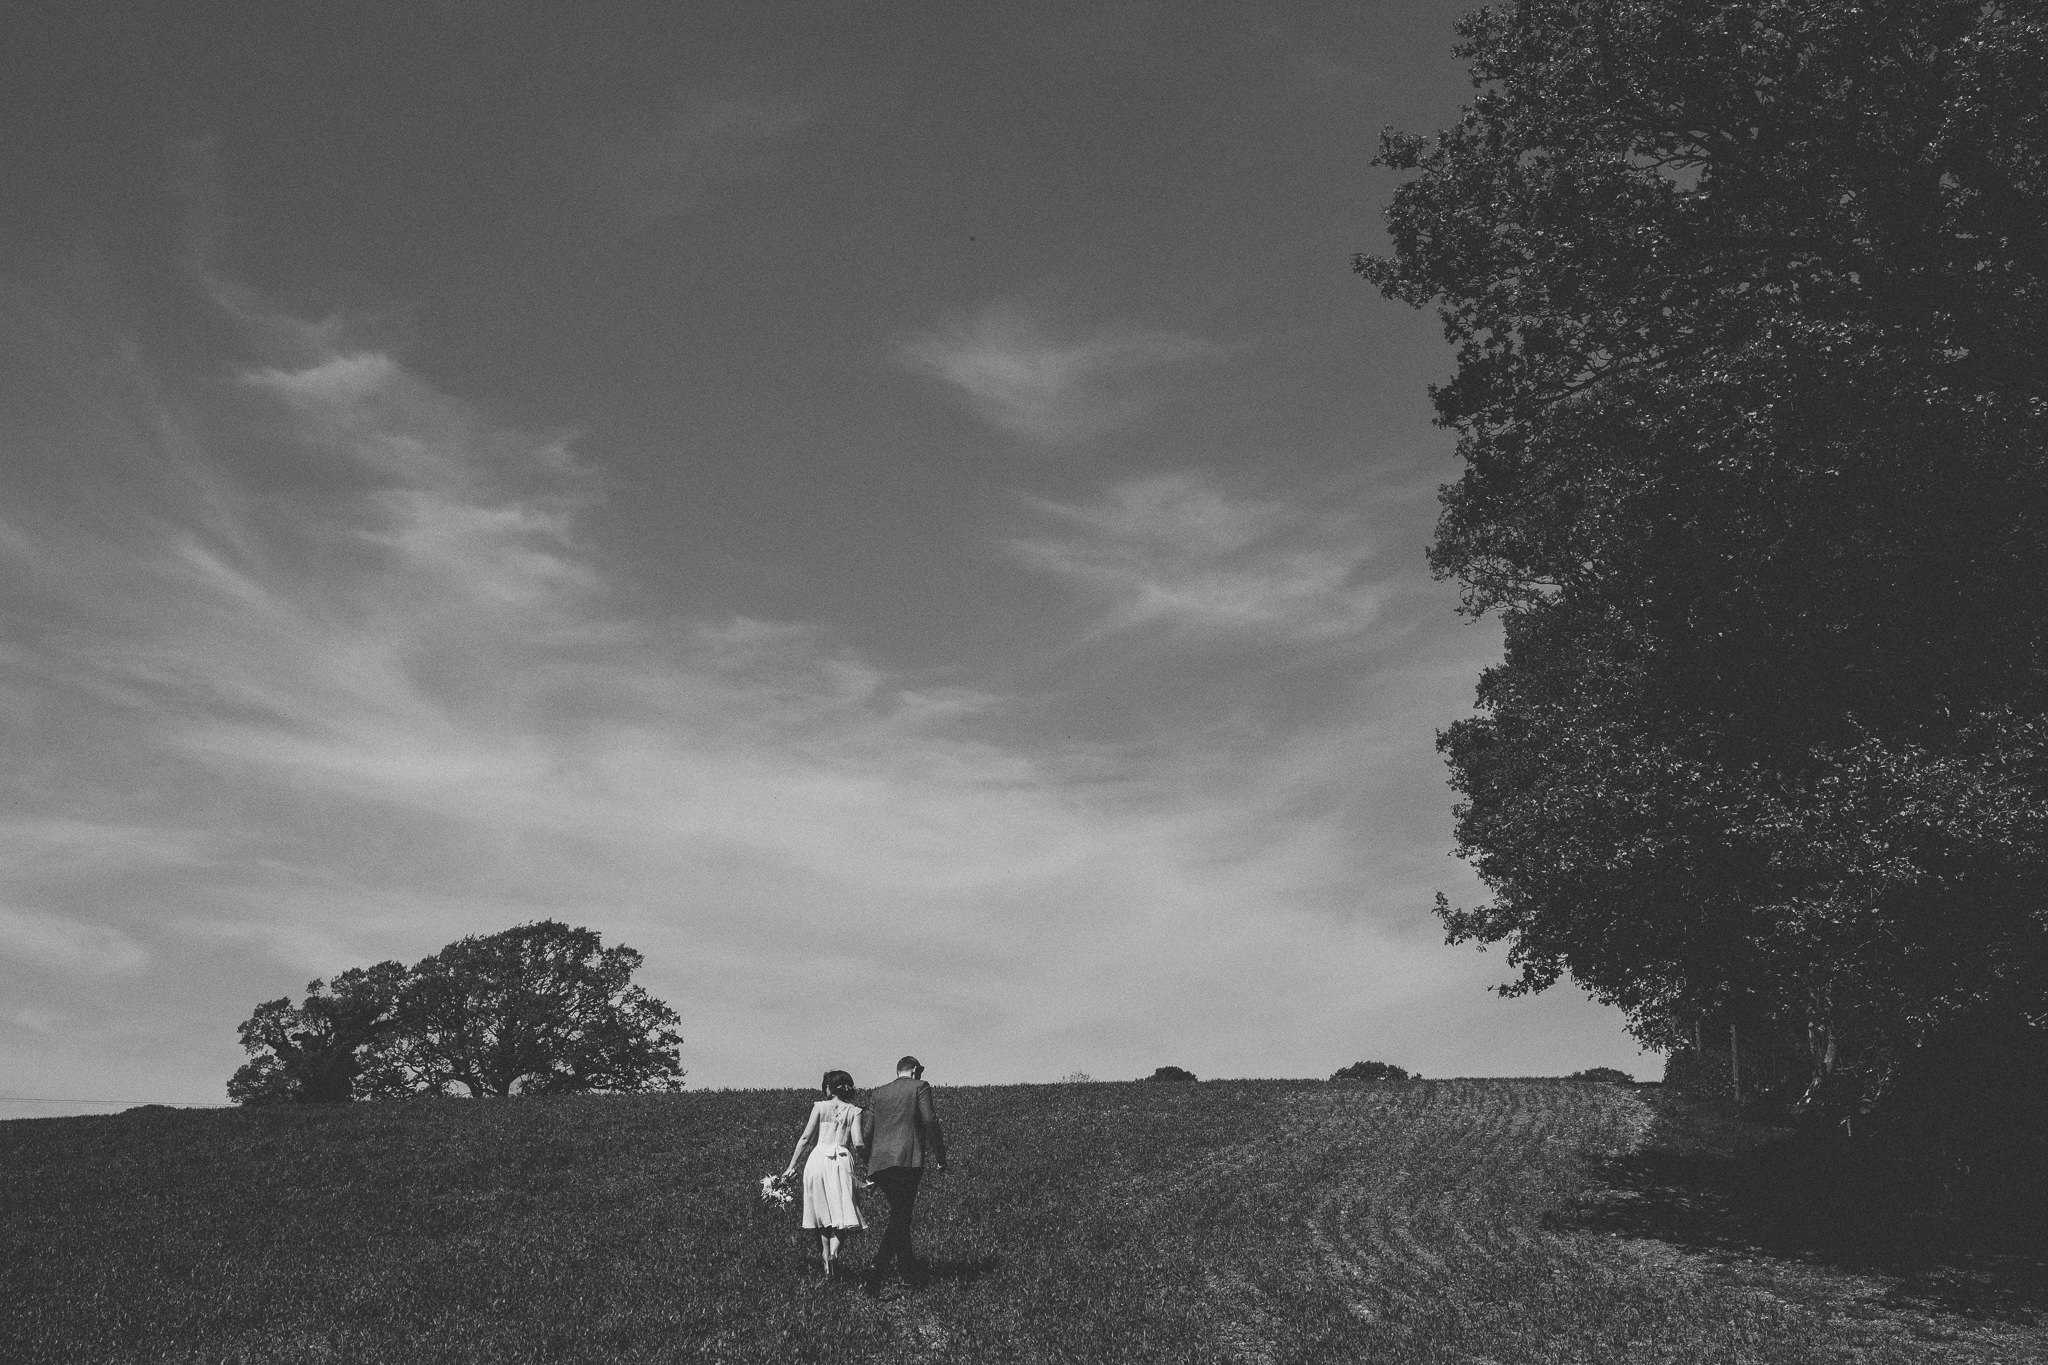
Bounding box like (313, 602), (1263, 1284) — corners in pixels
(781, 1069), (869, 1279)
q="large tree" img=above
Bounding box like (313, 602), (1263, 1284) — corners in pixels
(227, 961), (408, 1104)
(1360, 0), (2048, 1112)
(228, 922), (684, 1102)
(383, 920), (685, 1098)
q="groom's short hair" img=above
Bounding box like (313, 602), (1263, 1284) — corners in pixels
(896, 1055), (923, 1075)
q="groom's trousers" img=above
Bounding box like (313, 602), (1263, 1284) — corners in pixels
(867, 1167), (923, 1278)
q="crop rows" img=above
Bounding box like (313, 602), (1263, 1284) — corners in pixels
(1082, 1080), (1652, 1358)
(5, 1080), (2041, 1362)
(1072, 1081), (2039, 1364)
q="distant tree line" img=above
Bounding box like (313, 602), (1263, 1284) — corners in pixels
(229, 921), (684, 1103)
(1361, 0), (2048, 1205)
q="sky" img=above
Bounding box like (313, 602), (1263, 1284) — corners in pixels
(1, 1), (1655, 1116)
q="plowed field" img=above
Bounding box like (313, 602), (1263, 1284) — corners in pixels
(4, 1079), (2040, 1362)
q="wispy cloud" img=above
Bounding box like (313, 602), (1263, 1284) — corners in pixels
(0, 7), (1661, 1104)
(1008, 471), (1390, 644)
(0, 262), (1595, 1098)
(901, 303), (1218, 443)
(0, 904), (150, 977)
(4, 278), (1286, 1016)
(0, 818), (211, 877)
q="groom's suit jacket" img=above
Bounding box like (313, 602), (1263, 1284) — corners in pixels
(864, 1076), (946, 1176)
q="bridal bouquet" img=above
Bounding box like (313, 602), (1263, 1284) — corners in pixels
(758, 1173), (795, 1208)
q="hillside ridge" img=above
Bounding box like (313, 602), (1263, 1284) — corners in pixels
(6, 1079), (2040, 1362)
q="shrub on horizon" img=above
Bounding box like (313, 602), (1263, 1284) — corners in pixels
(1569, 1067), (1635, 1085)
(1331, 1061), (1413, 1083)
(1144, 1065), (1197, 1083)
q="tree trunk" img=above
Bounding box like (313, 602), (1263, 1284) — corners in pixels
(1797, 1012), (1840, 1121)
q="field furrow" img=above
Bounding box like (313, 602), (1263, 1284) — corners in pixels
(6, 1080), (2040, 1363)
(1096, 1078), (1711, 1348)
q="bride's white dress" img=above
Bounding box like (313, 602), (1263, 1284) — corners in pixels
(801, 1099), (868, 1231)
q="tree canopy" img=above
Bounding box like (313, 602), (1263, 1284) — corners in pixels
(228, 961), (406, 1105)
(1360, 0), (2048, 1113)
(229, 921), (684, 1103)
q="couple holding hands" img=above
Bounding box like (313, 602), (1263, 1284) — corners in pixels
(781, 1055), (948, 1292)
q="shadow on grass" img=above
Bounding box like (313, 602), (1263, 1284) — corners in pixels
(916, 1254), (1002, 1285)
(1552, 1089), (2048, 1327)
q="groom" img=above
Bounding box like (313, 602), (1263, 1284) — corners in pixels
(861, 1055), (947, 1293)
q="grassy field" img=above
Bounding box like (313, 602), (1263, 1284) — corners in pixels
(4, 1078), (2042, 1363)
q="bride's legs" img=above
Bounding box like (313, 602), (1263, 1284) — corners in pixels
(821, 1232), (840, 1276)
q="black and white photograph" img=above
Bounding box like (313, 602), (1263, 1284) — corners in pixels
(4, 1), (2044, 1360)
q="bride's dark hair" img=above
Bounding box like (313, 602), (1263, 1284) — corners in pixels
(820, 1069), (856, 1101)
